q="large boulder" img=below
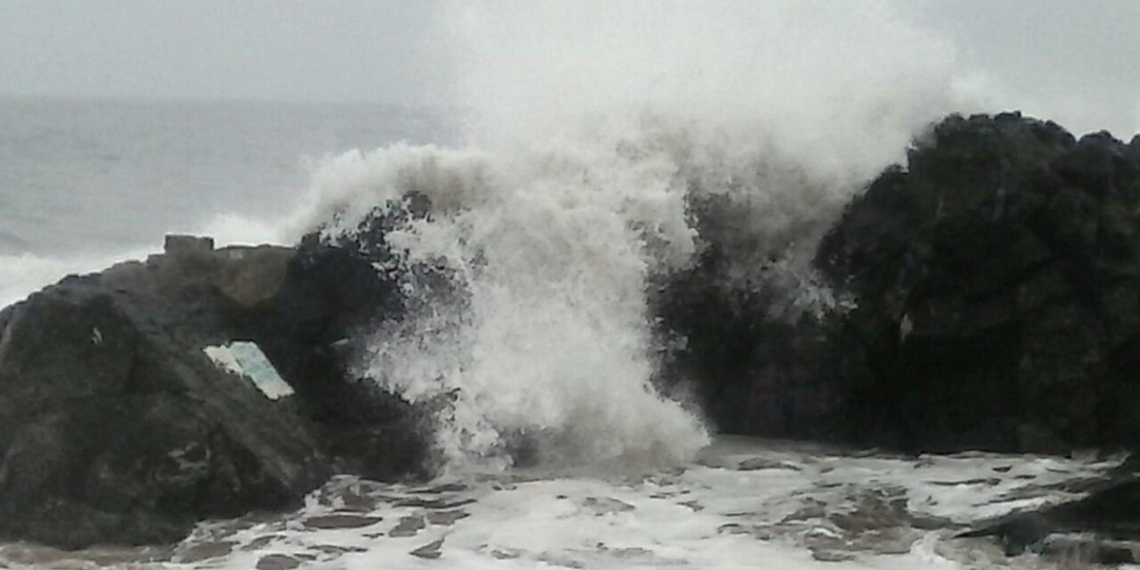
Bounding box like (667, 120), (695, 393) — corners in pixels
(659, 112), (1140, 455)
(817, 112), (1140, 453)
(0, 235), (427, 548)
(653, 246), (839, 440)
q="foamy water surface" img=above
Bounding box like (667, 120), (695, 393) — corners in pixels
(0, 438), (1124, 570)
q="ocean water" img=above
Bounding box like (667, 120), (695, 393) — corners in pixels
(1, 439), (1122, 570)
(0, 96), (455, 307)
(0, 2), (1121, 568)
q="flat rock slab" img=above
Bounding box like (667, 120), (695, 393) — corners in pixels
(176, 541), (236, 563)
(738, 458), (802, 471)
(257, 553), (303, 570)
(426, 510), (470, 526)
(303, 514), (383, 530)
(411, 482), (470, 494)
(312, 544), (368, 555)
(389, 515), (427, 538)
(242, 535), (285, 551)
(393, 497), (476, 509)
(0, 543), (174, 567)
(410, 538), (444, 560)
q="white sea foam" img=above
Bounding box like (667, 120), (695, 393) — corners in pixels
(3, 438), (1115, 569)
(284, 1), (976, 470)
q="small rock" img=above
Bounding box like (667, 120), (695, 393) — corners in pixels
(389, 515), (427, 538)
(257, 554), (302, 570)
(811, 549), (856, 562)
(738, 458), (801, 472)
(929, 478), (1002, 487)
(303, 514), (383, 530)
(176, 541), (235, 563)
(412, 482), (469, 494)
(312, 544), (367, 555)
(242, 535), (284, 551)
(410, 538), (444, 560)
(426, 510), (470, 526)
(394, 497), (476, 509)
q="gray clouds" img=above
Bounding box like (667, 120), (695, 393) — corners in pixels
(0, 0), (452, 104)
(0, 0), (1137, 135)
(899, 0), (1140, 136)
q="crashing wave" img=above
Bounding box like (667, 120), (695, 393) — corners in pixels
(282, 0), (972, 470)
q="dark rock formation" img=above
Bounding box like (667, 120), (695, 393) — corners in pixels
(817, 112), (1140, 453)
(662, 112), (1140, 455)
(957, 459), (1140, 560)
(654, 248), (838, 440)
(0, 235), (427, 549)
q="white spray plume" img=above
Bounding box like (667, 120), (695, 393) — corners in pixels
(288, 0), (972, 470)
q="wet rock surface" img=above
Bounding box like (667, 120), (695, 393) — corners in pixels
(956, 460), (1140, 560)
(0, 235), (428, 548)
(817, 113), (1140, 454)
(661, 112), (1140, 457)
(301, 514), (383, 531)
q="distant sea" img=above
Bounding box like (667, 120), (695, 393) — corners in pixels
(0, 96), (455, 256)
(0, 96), (454, 306)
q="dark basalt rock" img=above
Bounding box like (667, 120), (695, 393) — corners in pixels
(957, 464), (1140, 559)
(653, 246), (839, 440)
(0, 235), (427, 549)
(661, 112), (1140, 456)
(816, 112), (1140, 453)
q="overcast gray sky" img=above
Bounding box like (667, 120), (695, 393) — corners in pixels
(903, 0), (1140, 137)
(0, 0), (453, 105)
(1, 0), (1137, 136)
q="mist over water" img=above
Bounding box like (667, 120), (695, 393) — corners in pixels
(289, 0), (977, 470)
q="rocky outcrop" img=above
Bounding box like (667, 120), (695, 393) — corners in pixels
(662, 112), (1140, 455)
(654, 249), (838, 440)
(955, 456), (1140, 562)
(0, 235), (427, 549)
(817, 112), (1140, 453)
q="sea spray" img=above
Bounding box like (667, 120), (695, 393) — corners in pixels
(292, 140), (709, 470)
(287, 0), (973, 469)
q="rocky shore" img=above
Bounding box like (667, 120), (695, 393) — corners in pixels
(0, 234), (428, 548)
(2, 112), (1139, 555)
